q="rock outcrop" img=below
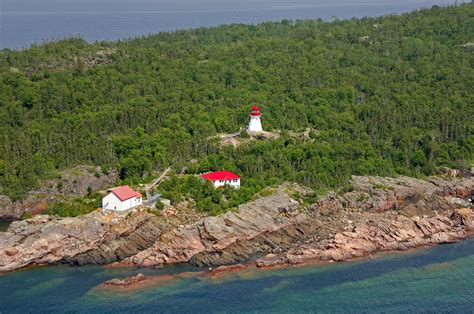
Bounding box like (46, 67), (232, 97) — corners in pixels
(115, 184), (313, 267)
(0, 165), (117, 220)
(63, 211), (171, 266)
(116, 176), (473, 268)
(342, 176), (473, 214)
(0, 175), (472, 273)
(103, 273), (147, 287)
(255, 208), (473, 268)
(0, 213), (106, 272)
(0, 211), (172, 272)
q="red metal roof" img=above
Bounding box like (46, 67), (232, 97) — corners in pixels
(109, 185), (142, 201)
(251, 105), (261, 111)
(200, 171), (240, 181)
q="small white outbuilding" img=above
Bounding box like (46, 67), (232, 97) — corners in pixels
(102, 185), (142, 212)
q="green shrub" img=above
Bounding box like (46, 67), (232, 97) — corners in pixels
(240, 130), (250, 138)
(101, 165), (110, 175)
(155, 200), (165, 210)
(21, 212), (33, 220)
(159, 174), (261, 215)
(147, 209), (161, 216)
(372, 183), (392, 191)
(44, 194), (100, 217)
(357, 194), (369, 203)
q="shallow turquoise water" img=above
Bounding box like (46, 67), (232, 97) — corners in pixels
(1, 238), (473, 313)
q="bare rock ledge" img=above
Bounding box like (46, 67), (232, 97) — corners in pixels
(0, 175), (473, 273)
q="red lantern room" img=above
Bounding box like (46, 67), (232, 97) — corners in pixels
(250, 105), (261, 117)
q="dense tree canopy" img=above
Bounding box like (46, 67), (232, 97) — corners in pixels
(0, 3), (472, 201)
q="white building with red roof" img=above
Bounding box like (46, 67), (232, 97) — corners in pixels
(102, 185), (143, 212)
(200, 171), (241, 189)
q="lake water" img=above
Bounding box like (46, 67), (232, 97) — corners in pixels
(0, 238), (473, 313)
(0, 0), (465, 49)
(2, 2), (472, 311)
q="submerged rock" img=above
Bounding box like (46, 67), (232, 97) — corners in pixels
(104, 273), (147, 286)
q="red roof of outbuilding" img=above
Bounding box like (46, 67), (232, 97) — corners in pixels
(251, 105), (261, 110)
(109, 185), (142, 201)
(200, 171), (240, 181)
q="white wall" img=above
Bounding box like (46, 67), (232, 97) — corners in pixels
(102, 193), (123, 211)
(102, 193), (142, 212)
(248, 116), (262, 132)
(213, 178), (240, 189)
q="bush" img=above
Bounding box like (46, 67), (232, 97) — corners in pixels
(101, 165), (110, 175)
(21, 211), (33, 220)
(158, 174), (262, 215)
(155, 200), (165, 210)
(44, 194), (101, 217)
(240, 129), (250, 138)
(147, 208), (161, 216)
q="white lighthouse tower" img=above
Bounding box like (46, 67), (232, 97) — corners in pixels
(248, 105), (263, 132)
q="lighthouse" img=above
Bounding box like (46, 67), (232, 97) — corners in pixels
(248, 105), (263, 132)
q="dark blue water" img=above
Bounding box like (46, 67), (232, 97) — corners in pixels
(0, 0), (465, 49)
(1, 238), (473, 313)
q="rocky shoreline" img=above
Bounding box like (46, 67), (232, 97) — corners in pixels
(96, 231), (473, 292)
(0, 175), (473, 278)
(255, 209), (473, 268)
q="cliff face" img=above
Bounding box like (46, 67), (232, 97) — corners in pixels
(256, 209), (473, 268)
(0, 165), (117, 220)
(0, 213), (106, 272)
(0, 211), (174, 272)
(0, 175), (472, 273)
(117, 184), (319, 268)
(115, 176), (473, 268)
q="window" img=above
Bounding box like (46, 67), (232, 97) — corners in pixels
(233, 179), (238, 183)
(219, 180), (224, 183)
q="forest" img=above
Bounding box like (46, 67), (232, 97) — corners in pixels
(0, 3), (472, 209)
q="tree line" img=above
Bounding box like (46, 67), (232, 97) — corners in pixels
(0, 3), (472, 203)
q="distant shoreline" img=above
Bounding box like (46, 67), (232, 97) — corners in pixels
(0, 2), (427, 15)
(1, 1), (464, 50)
